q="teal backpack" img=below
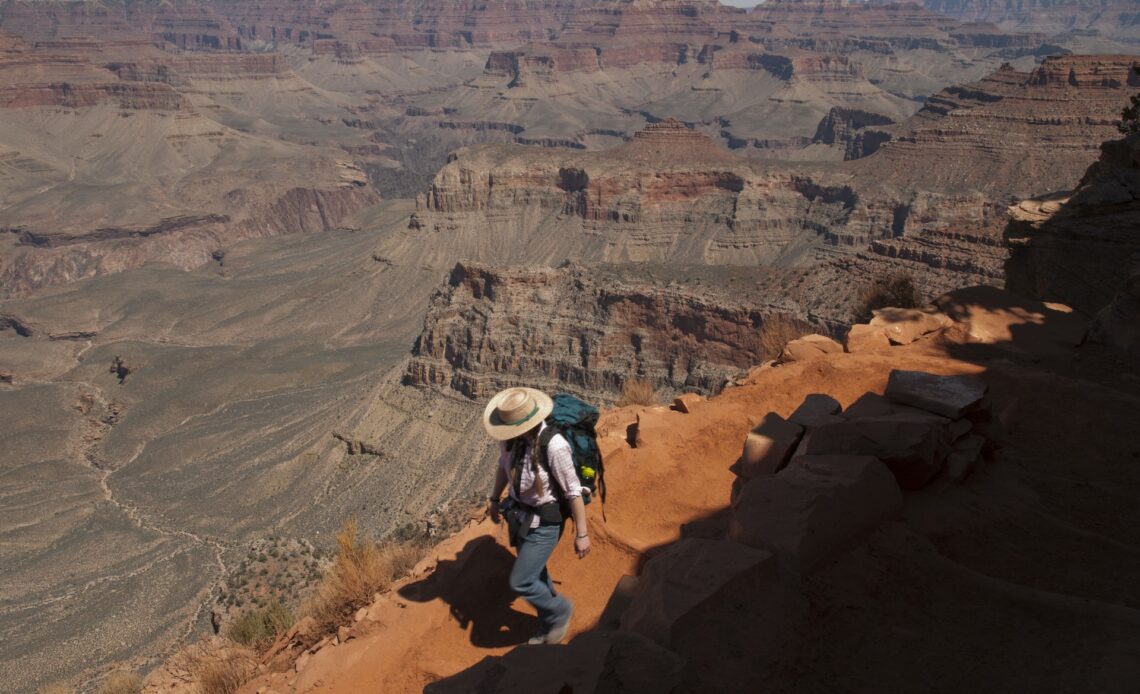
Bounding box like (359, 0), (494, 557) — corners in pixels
(537, 393), (606, 515)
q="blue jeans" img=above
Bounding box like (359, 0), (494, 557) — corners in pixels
(509, 523), (572, 632)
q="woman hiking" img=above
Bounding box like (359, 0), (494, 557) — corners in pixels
(484, 387), (591, 645)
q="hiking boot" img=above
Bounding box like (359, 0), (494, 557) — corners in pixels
(544, 602), (574, 644)
(526, 631), (546, 646)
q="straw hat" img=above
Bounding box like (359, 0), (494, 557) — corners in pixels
(483, 387), (553, 441)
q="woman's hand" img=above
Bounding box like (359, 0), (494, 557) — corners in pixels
(574, 533), (591, 559)
(487, 497), (501, 524)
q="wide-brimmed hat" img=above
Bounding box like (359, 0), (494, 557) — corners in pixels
(483, 387), (553, 441)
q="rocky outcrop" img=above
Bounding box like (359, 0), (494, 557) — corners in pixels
(811, 107), (895, 160)
(404, 262), (816, 401)
(1006, 133), (1140, 324)
(863, 57), (1139, 197)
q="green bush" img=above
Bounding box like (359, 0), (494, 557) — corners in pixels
(227, 599), (294, 651)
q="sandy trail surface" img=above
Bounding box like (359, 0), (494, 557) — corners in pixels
(247, 344), (1004, 693)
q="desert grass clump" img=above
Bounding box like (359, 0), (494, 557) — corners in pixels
(854, 272), (923, 323)
(96, 671), (142, 694)
(227, 598), (294, 652)
(304, 520), (424, 634)
(758, 313), (814, 361)
(188, 651), (257, 694)
(616, 377), (658, 407)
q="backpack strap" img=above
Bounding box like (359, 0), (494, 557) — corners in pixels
(535, 424), (567, 501)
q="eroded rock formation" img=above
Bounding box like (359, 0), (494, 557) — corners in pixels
(405, 262), (813, 401)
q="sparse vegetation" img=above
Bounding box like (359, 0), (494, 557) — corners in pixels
(96, 670), (142, 694)
(853, 272), (923, 323)
(227, 599), (294, 651)
(758, 313), (813, 361)
(1119, 67), (1140, 134)
(616, 377), (658, 407)
(187, 650), (257, 694)
(303, 520), (424, 634)
(37, 684), (73, 694)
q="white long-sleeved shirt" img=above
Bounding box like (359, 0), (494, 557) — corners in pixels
(498, 422), (580, 528)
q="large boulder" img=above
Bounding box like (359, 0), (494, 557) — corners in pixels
(729, 455), (902, 577)
(424, 630), (685, 694)
(869, 307), (953, 345)
(934, 285), (1086, 355)
(803, 412), (952, 489)
(1090, 261), (1140, 354)
(740, 413), (804, 478)
(779, 334), (843, 363)
(845, 323), (891, 353)
(597, 575), (641, 631)
(884, 369), (988, 419)
(621, 538), (775, 646)
(788, 393), (843, 427)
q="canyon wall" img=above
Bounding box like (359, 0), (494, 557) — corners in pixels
(1005, 132), (1140, 334)
(924, 0), (1140, 43)
(410, 56), (1139, 319)
(0, 31), (381, 297)
(404, 262), (805, 401)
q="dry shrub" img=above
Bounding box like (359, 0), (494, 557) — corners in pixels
(616, 377), (657, 407)
(854, 273), (923, 323)
(304, 520), (424, 634)
(188, 651), (257, 694)
(96, 671), (142, 694)
(227, 599), (294, 652)
(759, 313), (813, 361)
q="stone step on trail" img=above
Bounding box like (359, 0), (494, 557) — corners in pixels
(739, 412), (804, 479)
(729, 455), (902, 579)
(620, 538), (776, 647)
(884, 369), (988, 419)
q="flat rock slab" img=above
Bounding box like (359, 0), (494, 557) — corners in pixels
(740, 413), (804, 478)
(729, 455), (902, 577)
(780, 334), (843, 363)
(621, 538), (774, 647)
(804, 415), (951, 489)
(885, 369), (988, 419)
(425, 630), (685, 694)
(870, 307), (953, 345)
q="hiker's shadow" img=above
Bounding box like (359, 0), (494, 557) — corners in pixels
(398, 534), (536, 648)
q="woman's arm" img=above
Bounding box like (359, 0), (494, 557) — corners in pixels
(568, 495), (590, 558)
(487, 452), (509, 523)
(545, 435), (591, 558)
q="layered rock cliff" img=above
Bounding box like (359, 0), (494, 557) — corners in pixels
(404, 262), (819, 401)
(925, 0), (1140, 43)
(411, 56), (1139, 318)
(0, 31), (381, 297)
